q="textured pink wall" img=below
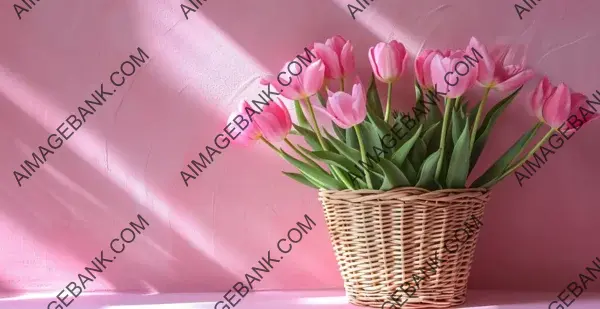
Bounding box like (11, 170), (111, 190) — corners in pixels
(1, 0), (599, 296)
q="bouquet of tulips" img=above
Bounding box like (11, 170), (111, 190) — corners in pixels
(230, 35), (598, 191)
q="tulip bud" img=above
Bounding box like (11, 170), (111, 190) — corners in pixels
(368, 40), (407, 83)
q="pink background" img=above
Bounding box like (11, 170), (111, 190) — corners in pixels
(0, 0), (599, 296)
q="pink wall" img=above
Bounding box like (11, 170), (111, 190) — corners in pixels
(1, 0), (599, 296)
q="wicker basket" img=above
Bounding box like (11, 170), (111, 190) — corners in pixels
(318, 187), (491, 308)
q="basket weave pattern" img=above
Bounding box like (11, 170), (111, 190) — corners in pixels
(318, 187), (491, 308)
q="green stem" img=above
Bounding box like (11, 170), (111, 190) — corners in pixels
(496, 126), (555, 182)
(435, 97), (454, 181)
(317, 91), (327, 107)
(384, 82), (393, 123)
(509, 121), (544, 166)
(353, 125), (373, 188)
(470, 86), (491, 150)
(260, 136), (281, 154)
(340, 78), (345, 92)
(303, 98), (354, 190)
(304, 98), (327, 150)
(284, 138), (325, 172)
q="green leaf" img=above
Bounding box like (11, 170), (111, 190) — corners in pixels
(324, 130), (362, 165)
(282, 172), (320, 189)
(414, 80), (424, 105)
(311, 150), (364, 177)
(367, 74), (384, 120)
(438, 104), (455, 186)
(422, 122), (441, 153)
(410, 138), (427, 170)
(422, 87), (443, 128)
(460, 101), (467, 115)
(346, 125), (359, 150)
(390, 124), (423, 167)
(279, 149), (343, 190)
(446, 118), (471, 188)
(332, 122), (346, 142)
(471, 123), (542, 188)
(468, 101), (482, 127)
(324, 130), (384, 188)
(451, 106), (466, 144)
(378, 157), (411, 190)
(471, 86), (523, 171)
(402, 160), (417, 184)
(361, 122), (384, 157)
(294, 101), (310, 129)
(366, 107), (395, 149)
(477, 86), (523, 140)
(293, 124), (334, 152)
(416, 149), (441, 190)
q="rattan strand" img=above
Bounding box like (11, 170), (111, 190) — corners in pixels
(318, 187), (491, 308)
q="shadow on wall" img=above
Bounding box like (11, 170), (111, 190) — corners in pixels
(0, 89), (238, 294)
(0, 0), (340, 295)
(193, 0), (415, 108)
(0, 0), (243, 294)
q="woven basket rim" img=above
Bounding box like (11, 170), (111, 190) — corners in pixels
(319, 186), (489, 195)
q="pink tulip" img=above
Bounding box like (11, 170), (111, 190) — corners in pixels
(368, 40), (408, 83)
(468, 37), (534, 92)
(314, 35), (355, 80)
(415, 49), (453, 89)
(227, 101), (262, 146)
(528, 77), (571, 128)
(261, 59), (325, 101)
(315, 78), (367, 129)
(254, 98), (293, 142)
(564, 92), (600, 132)
(430, 50), (478, 98)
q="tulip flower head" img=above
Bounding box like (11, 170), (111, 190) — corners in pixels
(565, 92), (600, 133)
(314, 35), (355, 80)
(415, 49), (453, 90)
(227, 101), (262, 146)
(261, 59), (325, 101)
(528, 77), (573, 128)
(315, 78), (367, 129)
(254, 98), (293, 142)
(430, 50), (478, 98)
(468, 37), (534, 92)
(368, 40), (408, 84)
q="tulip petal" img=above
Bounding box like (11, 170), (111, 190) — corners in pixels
(314, 43), (342, 79)
(543, 83), (572, 128)
(468, 37), (494, 85)
(529, 77), (553, 119)
(376, 44), (396, 82)
(389, 40), (407, 77)
(302, 59), (325, 96)
(328, 35), (346, 55)
(423, 51), (440, 89)
(351, 82), (367, 123)
(494, 69), (534, 92)
(414, 50), (429, 86)
(490, 45), (510, 66)
(328, 92), (355, 119)
(430, 54), (451, 95)
(275, 98), (293, 133)
(368, 46), (383, 82)
(340, 41), (355, 76)
(313, 105), (350, 129)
